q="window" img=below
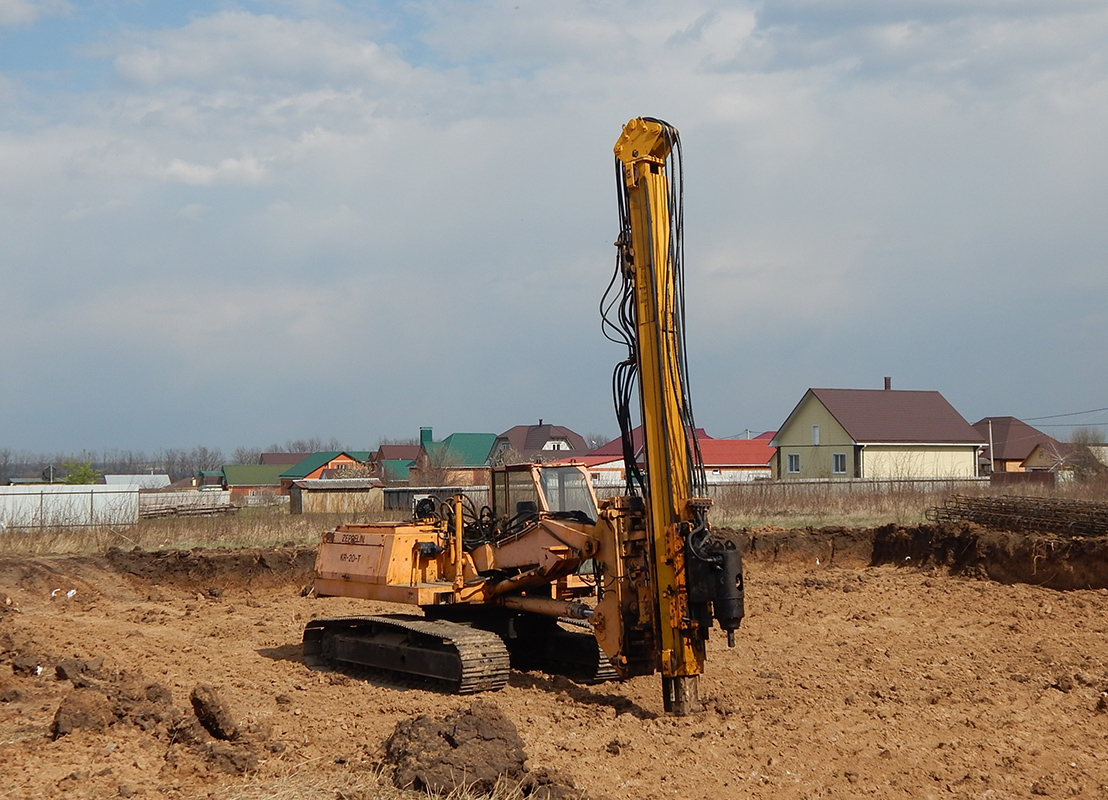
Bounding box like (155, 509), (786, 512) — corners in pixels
(787, 453), (800, 473)
(538, 467), (598, 519)
(832, 453), (847, 474)
(812, 425), (820, 446)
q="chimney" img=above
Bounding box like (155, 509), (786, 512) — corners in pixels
(538, 418), (543, 426)
(884, 377), (892, 391)
(420, 427), (433, 447)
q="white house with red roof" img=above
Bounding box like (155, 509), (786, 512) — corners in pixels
(551, 427), (774, 488)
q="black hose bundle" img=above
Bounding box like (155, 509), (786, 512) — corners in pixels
(602, 118), (708, 506)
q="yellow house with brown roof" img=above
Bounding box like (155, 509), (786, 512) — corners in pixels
(770, 385), (986, 480)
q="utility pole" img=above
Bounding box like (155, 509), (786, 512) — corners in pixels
(988, 420), (995, 475)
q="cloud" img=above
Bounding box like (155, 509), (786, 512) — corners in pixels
(0, 0), (69, 26)
(112, 11), (417, 92)
(160, 154), (268, 186)
(2, 2), (1107, 449)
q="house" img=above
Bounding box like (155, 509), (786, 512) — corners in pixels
(1022, 441), (1108, 474)
(279, 451), (372, 493)
(771, 384), (985, 480)
(410, 427), (496, 486)
(696, 439), (774, 483)
(197, 470), (223, 489)
(972, 417), (1059, 473)
(260, 452), (312, 466)
(489, 421), (589, 464)
(221, 464), (289, 500)
(587, 427), (713, 459)
(368, 444), (422, 484)
(560, 426), (773, 487)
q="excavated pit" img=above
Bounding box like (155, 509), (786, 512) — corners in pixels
(4, 524), (1108, 798)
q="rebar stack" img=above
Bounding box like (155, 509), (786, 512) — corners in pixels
(926, 495), (1108, 537)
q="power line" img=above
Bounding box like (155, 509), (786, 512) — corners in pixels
(1024, 406), (1108, 421)
(1034, 422), (1108, 429)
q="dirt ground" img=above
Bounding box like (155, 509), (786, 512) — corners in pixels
(4, 527), (1108, 799)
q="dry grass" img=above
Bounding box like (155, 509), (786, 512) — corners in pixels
(712, 476), (1108, 530)
(0, 506), (399, 556)
(212, 762), (535, 800)
(5, 478), (1108, 555)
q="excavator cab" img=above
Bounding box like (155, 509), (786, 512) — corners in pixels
(490, 463), (598, 532)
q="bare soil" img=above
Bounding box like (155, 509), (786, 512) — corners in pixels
(4, 528), (1108, 799)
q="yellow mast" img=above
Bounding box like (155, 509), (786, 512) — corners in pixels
(613, 117), (705, 714)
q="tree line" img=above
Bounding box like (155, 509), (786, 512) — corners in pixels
(0, 437), (348, 485)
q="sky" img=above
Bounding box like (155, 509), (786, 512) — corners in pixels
(2, 0), (1107, 453)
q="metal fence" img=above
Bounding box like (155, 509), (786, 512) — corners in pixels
(0, 485), (139, 528)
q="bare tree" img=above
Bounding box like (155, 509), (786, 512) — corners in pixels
(582, 432), (613, 451)
(489, 446), (528, 467)
(376, 436), (419, 447)
(280, 436), (346, 453)
(409, 448), (465, 487)
(232, 446), (263, 465)
(187, 446), (225, 473)
(1070, 427), (1107, 481)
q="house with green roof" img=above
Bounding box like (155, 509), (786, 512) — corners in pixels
(278, 451), (372, 493)
(221, 464), (289, 500)
(411, 427), (496, 486)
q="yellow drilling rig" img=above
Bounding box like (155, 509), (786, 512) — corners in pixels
(303, 118), (743, 715)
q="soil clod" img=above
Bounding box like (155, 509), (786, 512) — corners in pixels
(53, 688), (115, 738)
(382, 700), (584, 798)
(189, 684), (239, 740)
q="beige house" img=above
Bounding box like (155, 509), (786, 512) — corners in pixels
(771, 386), (985, 480)
(972, 416), (1059, 473)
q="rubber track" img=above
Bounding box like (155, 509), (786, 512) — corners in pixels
(303, 614), (510, 695)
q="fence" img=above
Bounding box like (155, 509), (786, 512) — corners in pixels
(0, 485), (139, 528)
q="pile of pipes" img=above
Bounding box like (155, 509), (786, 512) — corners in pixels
(926, 495), (1108, 537)
(139, 502), (237, 520)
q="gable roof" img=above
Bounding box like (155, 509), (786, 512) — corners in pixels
(260, 452), (313, 466)
(425, 434), (496, 468)
(222, 464), (288, 487)
(104, 474), (171, 489)
(588, 426), (713, 458)
(697, 439), (774, 467)
(378, 458), (415, 481)
(496, 423), (588, 452)
(972, 417), (1059, 462)
(279, 451), (372, 480)
(375, 444), (421, 462)
(777, 388), (985, 445)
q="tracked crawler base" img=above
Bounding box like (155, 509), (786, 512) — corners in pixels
(302, 615), (511, 694)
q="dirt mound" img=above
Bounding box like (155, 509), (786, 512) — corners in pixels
(382, 700), (585, 799)
(871, 522), (1108, 589)
(2, 634), (271, 779)
(104, 545), (316, 590)
(726, 525), (875, 567)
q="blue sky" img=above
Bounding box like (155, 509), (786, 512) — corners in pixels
(2, 0), (1107, 452)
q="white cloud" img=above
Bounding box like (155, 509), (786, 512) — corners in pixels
(160, 154), (268, 186)
(0, 0), (68, 26)
(2, 2), (1108, 448)
(112, 11), (417, 92)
